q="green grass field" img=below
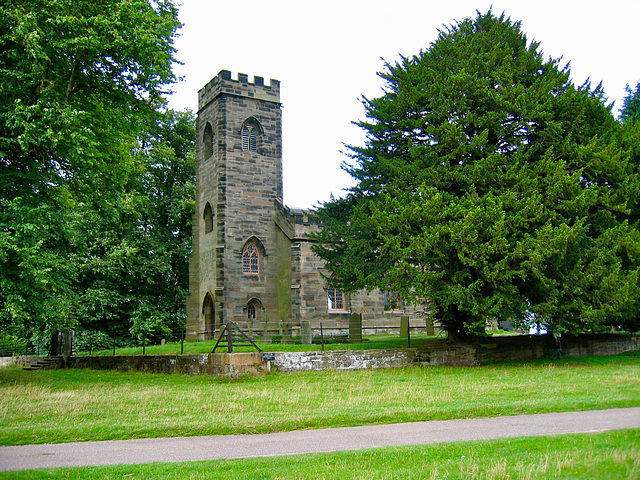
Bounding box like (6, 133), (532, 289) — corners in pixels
(80, 333), (440, 356)
(2, 429), (639, 479)
(1, 353), (639, 446)
(1, 353), (639, 478)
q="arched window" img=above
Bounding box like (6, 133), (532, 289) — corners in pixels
(247, 303), (257, 321)
(203, 293), (214, 336)
(203, 122), (214, 158)
(203, 202), (213, 234)
(246, 298), (263, 326)
(242, 242), (259, 274)
(328, 287), (345, 311)
(241, 118), (262, 152)
(241, 123), (257, 151)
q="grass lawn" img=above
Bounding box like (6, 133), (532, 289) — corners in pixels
(1, 352), (639, 447)
(80, 333), (440, 355)
(2, 430), (639, 479)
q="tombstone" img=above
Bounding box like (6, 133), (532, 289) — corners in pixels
(426, 317), (435, 336)
(301, 320), (312, 345)
(400, 316), (409, 338)
(281, 321), (292, 344)
(349, 313), (362, 343)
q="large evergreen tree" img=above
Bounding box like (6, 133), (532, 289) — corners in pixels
(620, 82), (640, 124)
(312, 11), (639, 339)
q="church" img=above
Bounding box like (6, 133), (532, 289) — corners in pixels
(185, 70), (426, 341)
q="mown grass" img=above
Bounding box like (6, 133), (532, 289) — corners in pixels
(2, 429), (639, 479)
(81, 333), (439, 356)
(1, 353), (639, 447)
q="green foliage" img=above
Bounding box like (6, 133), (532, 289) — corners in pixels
(0, 199), (77, 337)
(312, 11), (639, 338)
(620, 82), (640, 124)
(0, 1), (193, 344)
(0, 0), (180, 202)
(70, 110), (195, 341)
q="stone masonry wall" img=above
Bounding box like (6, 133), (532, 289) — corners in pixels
(7, 334), (636, 378)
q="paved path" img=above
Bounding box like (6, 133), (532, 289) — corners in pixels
(1, 407), (639, 471)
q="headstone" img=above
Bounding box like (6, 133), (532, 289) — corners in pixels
(281, 321), (292, 344)
(301, 320), (312, 345)
(426, 317), (435, 336)
(349, 313), (362, 343)
(400, 316), (409, 338)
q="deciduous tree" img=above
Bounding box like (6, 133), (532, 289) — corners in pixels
(0, 0), (182, 343)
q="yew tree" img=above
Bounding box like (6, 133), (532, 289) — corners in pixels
(620, 82), (640, 124)
(312, 11), (639, 339)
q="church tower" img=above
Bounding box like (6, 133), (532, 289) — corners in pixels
(186, 70), (291, 340)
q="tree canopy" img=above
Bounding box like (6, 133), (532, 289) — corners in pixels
(312, 11), (640, 339)
(620, 82), (640, 124)
(0, 0), (194, 348)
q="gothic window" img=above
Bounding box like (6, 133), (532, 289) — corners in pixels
(242, 242), (259, 274)
(328, 287), (345, 311)
(203, 122), (214, 158)
(241, 123), (257, 151)
(241, 118), (262, 152)
(247, 303), (256, 321)
(203, 202), (213, 234)
(246, 298), (263, 325)
(203, 293), (214, 335)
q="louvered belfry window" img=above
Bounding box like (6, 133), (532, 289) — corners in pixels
(241, 123), (257, 152)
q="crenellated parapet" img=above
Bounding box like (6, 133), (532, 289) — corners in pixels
(198, 70), (280, 112)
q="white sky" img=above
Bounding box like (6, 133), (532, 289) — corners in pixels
(168, 0), (640, 209)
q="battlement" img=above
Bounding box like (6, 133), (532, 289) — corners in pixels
(198, 70), (280, 111)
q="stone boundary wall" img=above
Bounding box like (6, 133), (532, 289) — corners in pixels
(272, 349), (415, 372)
(66, 353), (266, 377)
(0, 357), (18, 367)
(3, 335), (638, 377)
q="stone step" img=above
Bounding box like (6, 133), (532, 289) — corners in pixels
(23, 356), (64, 371)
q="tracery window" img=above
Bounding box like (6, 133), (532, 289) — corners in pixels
(242, 242), (259, 274)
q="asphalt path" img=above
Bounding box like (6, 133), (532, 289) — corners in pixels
(1, 407), (640, 471)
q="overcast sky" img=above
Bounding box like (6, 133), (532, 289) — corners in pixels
(167, 0), (639, 209)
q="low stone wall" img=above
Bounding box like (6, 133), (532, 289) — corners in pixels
(473, 334), (640, 364)
(272, 349), (415, 372)
(68, 353), (266, 377)
(0, 357), (19, 367)
(4, 334), (638, 377)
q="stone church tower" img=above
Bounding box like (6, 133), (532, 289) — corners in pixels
(186, 70), (424, 341)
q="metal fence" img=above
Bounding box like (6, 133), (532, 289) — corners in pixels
(0, 341), (38, 357)
(3, 321), (438, 358)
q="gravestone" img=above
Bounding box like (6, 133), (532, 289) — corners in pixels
(301, 320), (312, 345)
(426, 317), (435, 336)
(400, 316), (409, 338)
(281, 321), (292, 344)
(349, 313), (362, 343)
